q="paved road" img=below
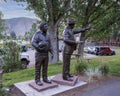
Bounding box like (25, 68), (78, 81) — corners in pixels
(26, 50), (97, 68)
(81, 80), (120, 96)
(26, 50), (35, 68)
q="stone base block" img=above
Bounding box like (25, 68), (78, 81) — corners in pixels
(13, 76), (87, 96)
(52, 74), (78, 86)
(29, 81), (58, 91)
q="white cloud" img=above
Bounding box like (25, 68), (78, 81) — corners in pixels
(2, 10), (37, 19)
(0, 0), (6, 4)
(0, 0), (37, 19)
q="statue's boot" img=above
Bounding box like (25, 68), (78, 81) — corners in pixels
(68, 74), (73, 78)
(43, 79), (52, 84)
(63, 75), (73, 81)
(36, 80), (43, 86)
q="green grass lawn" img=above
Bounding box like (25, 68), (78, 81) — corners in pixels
(2, 62), (63, 86)
(2, 48), (120, 86)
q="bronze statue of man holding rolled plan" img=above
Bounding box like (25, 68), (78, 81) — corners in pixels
(62, 18), (90, 81)
(32, 22), (53, 86)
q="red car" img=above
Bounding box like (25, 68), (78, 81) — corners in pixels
(94, 46), (115, 56)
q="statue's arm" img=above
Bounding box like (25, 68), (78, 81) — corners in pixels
(73, 26), (90, 34)
(31, 33), (39, 50)
(63, 31), (76, 45)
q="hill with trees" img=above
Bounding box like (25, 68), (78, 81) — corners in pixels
(5, 17), (36, 36)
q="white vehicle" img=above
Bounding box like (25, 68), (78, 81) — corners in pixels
(20, 52), (30, 69)
(87, 46), (95, 54)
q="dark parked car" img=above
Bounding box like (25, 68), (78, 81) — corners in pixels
(94, 46), (115, 56)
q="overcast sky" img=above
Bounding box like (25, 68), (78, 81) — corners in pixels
(0, 0), (37, 19)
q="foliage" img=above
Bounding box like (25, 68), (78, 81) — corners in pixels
(85, 67), (101, 82)
(0, 11), (7, 39)
(3, 41), (21, 72)
(25, 23), (37, 41)
(99, 64), (109, 76)
(84, 60), (109, 82)
(71, 0), (120, 39)
(74, 59), (88, 74)
(10, 31), (16, 40)
(0, 88), (7, 96)
(0, 57), (5, 70)
(70, 0), (120, 55)
(0, 48), (5, 69)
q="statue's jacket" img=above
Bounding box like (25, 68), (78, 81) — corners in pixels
(31, 30), (53, 54)
(63, 28), (77, 55)
(63, 27), (85, 55)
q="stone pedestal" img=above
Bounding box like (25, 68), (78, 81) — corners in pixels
(13, 76), (87, 96)
(52, 74), (79, 86)
(29, 81), (58, 91)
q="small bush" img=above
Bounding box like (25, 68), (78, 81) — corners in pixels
(85, 67), (102, 82)
(0, 88), (7, 96)
(99, 64), (109, 76)
(74, 59), (88, 75)
(3, 41), (21, 72)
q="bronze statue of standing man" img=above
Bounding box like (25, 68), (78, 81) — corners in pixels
(62, 18), (90, 81)
(32, 22), (53, 86)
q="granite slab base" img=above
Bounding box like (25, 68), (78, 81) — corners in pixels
(29, 81), (58, 91)
(13, 76), (87, 96)
(52, 74), (78, 86)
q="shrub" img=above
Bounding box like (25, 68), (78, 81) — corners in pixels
(3, 41), (21, 72)
(85, 67), (102, 82)
(74, 59), (88, 75)
(0, 88), (7, 96)
(99, 64), (109, 76)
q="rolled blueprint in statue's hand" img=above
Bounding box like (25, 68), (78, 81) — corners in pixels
(38, 41), (49, 50)
(38, 41), (46, 47)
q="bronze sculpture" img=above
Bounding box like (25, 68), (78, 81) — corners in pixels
(62, 18), (90, 81)
(32, 22), (53, 86)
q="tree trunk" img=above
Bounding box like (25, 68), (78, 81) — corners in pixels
(48, 25), (59, 63)
(78, 32), (85, 56)
(78, 14), (89, 56)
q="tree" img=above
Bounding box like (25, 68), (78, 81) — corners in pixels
(13, 0), (72, 63)
(71, 0), (120, 56)
(10, 31), (17, 40)
(3, 41), (21, 72)
(0, 11), (6, 39)
(25, 23), (37, 42)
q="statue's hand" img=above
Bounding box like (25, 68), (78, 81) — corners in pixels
(38, 42), (46, 48)
(76, 41), (84, 44)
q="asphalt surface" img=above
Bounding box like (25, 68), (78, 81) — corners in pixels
(81, 80), (120, 96)
(26, 50), (97, 68)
